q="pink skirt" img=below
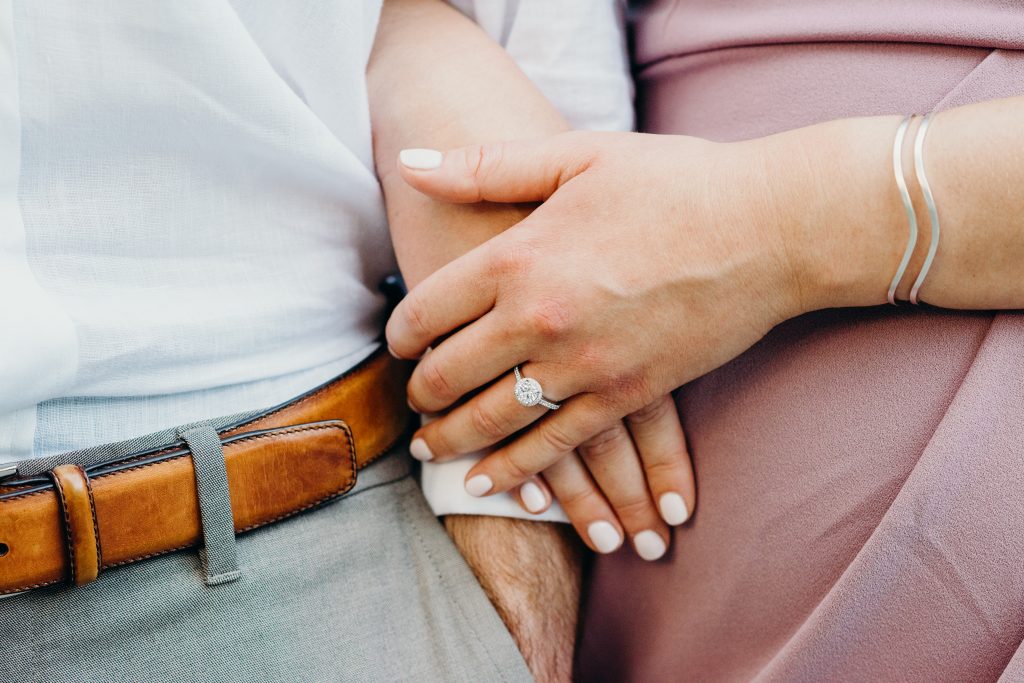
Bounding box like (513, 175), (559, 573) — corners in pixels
(577, 5), (1024, 680)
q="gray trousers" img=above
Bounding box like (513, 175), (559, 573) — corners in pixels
(0, 450), (531, 682)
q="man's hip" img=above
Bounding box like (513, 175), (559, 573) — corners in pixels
(0, 450), (530, 682)
(1, 349), (412, 595)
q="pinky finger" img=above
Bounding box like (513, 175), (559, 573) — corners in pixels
(626, 394), (696, 526)
(542, 453), (624, 555)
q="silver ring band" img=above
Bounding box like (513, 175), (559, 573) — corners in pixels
(513, 366), (560, 410)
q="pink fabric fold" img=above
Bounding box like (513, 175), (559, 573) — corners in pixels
(578, 3), (1024, 680)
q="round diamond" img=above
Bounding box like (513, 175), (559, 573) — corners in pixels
(514, 377), (544, 407)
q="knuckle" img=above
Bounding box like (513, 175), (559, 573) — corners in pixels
(643, 456), (689, 480)
(425, 426), (455, 458)
(556, 483), (605, 511)
(491, 240), (537, 277)
(628, 396), (676, 428)
(464, 143), (486, 179)
(525, 297), (574, 341)
(578, 425), (629, 460)
(613, 494), (657, 520)
(399, 294), (432, 341)
(501, 453), (534, 482)
(606, 372), (654, 408)
(537, 419), (578, 455)
(420, 362), (456, 404)
(469, 401), (509, 441)
(467, 141), (506, 187)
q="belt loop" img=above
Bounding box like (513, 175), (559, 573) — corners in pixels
(177, 422), (240, 586)
(48, 464), (102, 587)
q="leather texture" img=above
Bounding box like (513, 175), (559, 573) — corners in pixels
(0, 349), (413, 595)
(223, 349), (413, 468)
(48, 464), (102, 587)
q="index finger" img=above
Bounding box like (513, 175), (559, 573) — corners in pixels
(385, 246), (497, 359)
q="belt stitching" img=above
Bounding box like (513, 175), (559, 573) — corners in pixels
(0, 423), (360, 594)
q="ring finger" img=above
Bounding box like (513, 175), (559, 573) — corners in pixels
(409, 363), (576, 463)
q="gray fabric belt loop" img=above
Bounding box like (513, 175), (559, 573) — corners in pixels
(177, 421), (240, 586)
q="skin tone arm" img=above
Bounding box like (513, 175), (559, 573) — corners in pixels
(385, 97), (1024, 497)
(367, 1), (695, 679)
(368, 4), (578, 679)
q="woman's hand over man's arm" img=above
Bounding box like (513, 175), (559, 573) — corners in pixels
(368, 1), (698, 679)
(388, 97), (1024, 500)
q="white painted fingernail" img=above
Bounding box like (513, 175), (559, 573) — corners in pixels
(634, 530), (667, 561)
(399, 148), (443, 170)
(519, 482), (547, 513)
(465, 474), (494, 497)
(659, 492), (690, 526)
(587, 521), (622, 554)
(409, 438), (433, 462)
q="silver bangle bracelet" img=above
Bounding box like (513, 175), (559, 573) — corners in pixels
(887, 114), (920, 306)
(909, 112), (939, 305)
(884, 113), (925, 305)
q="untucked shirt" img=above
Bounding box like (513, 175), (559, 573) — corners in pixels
(0, 0), (633, 521)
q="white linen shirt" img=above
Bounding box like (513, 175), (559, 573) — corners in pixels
(0, 0), (632, 520)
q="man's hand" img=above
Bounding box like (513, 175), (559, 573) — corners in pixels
(367, 1), (585, 676)
(449, 395), (696, 560)
(370, 2), (698, 674)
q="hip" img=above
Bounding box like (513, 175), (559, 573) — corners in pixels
(0, 453), (528, 682)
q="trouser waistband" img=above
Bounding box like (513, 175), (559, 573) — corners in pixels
(0, 348), (415, 595)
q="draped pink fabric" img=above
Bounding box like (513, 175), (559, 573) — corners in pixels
(576, 3), (1024, 681)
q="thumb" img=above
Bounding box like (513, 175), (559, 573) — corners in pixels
(396, 133), (593, 204)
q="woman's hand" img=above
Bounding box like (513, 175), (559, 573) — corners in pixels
(388, 131), (815, 501)
(391, 99), (1024, 554)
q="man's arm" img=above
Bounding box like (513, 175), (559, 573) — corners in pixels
(367, 1), (581, 679)
(443, 515), (584, 681)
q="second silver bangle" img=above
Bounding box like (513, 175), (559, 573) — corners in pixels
(887, 114), (920, 306)
(909, 112), (939, 305)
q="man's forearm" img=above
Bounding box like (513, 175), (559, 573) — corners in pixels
(444, 515), (583, 681)
(367, 1), (578, 679)
(368, 0), (566, 282)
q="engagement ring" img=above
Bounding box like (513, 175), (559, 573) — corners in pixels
(513, 366), (561, 410)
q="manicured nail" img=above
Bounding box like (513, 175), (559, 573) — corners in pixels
(465, 474), (493, 497)
(519, 481), (547, 513)
(634, 530), (667, 561)
(407, 399), (420, 415)
(387, 345), (401, 359)
(658, 492), (690, 526)
(399, 148), (443, 170)
(409, 438), (433, 462)
(587, 521), (622, 554)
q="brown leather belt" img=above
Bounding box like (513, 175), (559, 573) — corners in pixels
(0, 348), (413, 595)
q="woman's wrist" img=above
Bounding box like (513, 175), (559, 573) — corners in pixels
(757, 115), (909, 314)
